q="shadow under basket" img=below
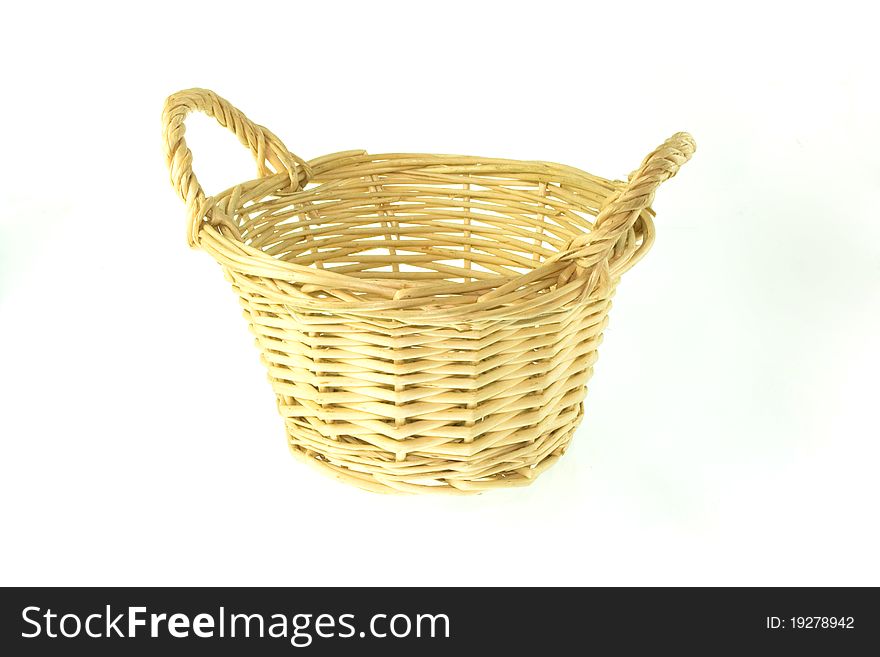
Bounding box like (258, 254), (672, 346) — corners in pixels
(163, 88), (696, 494)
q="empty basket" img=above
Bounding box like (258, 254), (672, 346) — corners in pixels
(162, 88), (695, 494)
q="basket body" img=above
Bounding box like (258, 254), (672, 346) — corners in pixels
(211, 155), (627, 494)
(163, 89), (694, 494)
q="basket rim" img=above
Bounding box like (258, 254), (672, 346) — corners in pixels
(194, 150), (646, 321)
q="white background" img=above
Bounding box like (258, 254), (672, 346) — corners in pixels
(1, 0), (878, 586)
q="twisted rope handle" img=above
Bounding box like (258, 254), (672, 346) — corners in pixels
(162, 88), (311, 246)
(560, 132), (696, 271)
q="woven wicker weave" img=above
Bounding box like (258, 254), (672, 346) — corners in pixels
(162, 88), (695, 494)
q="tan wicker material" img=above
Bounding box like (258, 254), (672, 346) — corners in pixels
(162, 88), (695, 494)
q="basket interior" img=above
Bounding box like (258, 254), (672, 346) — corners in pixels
(218, 154), (624, 292)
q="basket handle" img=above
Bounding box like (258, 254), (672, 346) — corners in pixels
(162, 88), (311, 246)
(559, 132), (696, 271)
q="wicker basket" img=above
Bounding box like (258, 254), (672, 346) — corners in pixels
(162, 88), (695, 494)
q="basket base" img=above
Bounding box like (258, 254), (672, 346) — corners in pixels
(284, 408), (583, 495)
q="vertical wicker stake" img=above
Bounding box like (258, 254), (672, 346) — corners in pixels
(163, 88), (695, 494)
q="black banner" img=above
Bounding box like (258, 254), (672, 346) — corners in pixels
(1, 587), (876, 654)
